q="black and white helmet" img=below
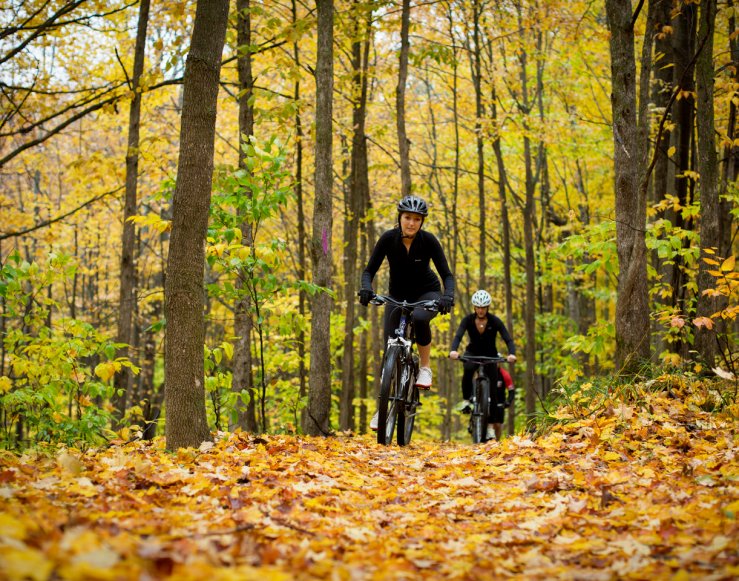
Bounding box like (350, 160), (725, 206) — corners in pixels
(397, 195), (428, 216)
(471, 289), (491, 307)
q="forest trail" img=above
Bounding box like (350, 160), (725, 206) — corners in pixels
(1, 381), (737, 580)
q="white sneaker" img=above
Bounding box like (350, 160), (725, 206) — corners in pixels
(416, 367), (432, 389)
(456, 399), (473, 414)
(486, 425), (496, 440)
(370, 411), (379, 431)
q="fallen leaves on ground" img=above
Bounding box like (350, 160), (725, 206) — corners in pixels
(1, 381), (737, 579)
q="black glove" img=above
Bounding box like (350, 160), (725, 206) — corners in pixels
(438, 295), (454, 314)
(505, 390), (515, 408)
(358, 288), (375, 306)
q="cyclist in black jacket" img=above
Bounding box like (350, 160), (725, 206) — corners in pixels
(449, 289), (516, 439)
(359, 195), (455, 430)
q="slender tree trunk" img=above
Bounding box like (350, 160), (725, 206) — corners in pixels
(292, 0), (309, 426)
(512, 3), (538, 425)
(606, 0), (651, 373)
(522, 152), (537, 425)
(340, 1), (372, 431)
(396, 0), (411, 197)
(231, 0), (258, 432)
(720, 0), (738, 260)
(472, 0), (486, 288)
(304, 0), (334, 436)
(651, 0), (674, 358)
(670, 1), (697, 341)
(694, 0), (719, 367)
(484, 12), (515, 434)
(444, 1), (461, 441)
(113, 0), (150, 422)
(164, 0), (229, 450)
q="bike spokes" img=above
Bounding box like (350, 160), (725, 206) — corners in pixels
(377, 348), (400, 445)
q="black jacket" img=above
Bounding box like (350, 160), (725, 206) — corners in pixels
(451, 313), (516, 357)
(361, 228), (454, 301)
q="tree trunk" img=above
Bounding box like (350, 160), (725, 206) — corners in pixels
(444, 2), (461, 441)
(291, 0), (309, 428)
(694, 0), (719, 367)
(720, 0), (738, 260)
(669, 1), (697, 341)
(304, 0), (334, 436)
(340, 0), (372, 431)
(512, 2), (538, 426)
(472, 0), (486, 289)
(650, 0), (674, 358)
(485, 14), (515, 434)
(231, 0), (258, 433)
(606, 0), (651, 373)
(396, 0), (411, 197)
(164, 0), (229, 450)
(113, 0), (150, 423)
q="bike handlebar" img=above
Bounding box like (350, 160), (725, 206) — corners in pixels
(456, 354), (508, 364)
(367, 294), (439, 312)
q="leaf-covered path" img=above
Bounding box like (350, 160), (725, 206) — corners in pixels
(1, 382), (737, 580)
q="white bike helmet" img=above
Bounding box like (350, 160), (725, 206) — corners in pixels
(471, 289), (491, 308)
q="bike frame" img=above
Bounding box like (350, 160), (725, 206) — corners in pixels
(370, 295), (438, 445)
(457, 355), (507, 443)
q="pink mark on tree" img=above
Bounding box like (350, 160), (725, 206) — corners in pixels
(322, 227), (329, 255)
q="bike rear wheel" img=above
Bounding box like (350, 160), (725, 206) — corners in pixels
(470, 377), (490, 444)
(377, 347), (401, 445)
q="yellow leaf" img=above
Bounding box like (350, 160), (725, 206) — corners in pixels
(725, 499), (739, 517)
(603, 451), (622, 462)
(0, 546), (54, 581)
(221, 341), (234, 360)
(0, 513), (27, 539)
(667, 146), (676, 157)
(720, 255), (736, 272)
(0, 376), (11, 393)
(94, 362), (116, 382)
(58, 452), (84, 475)
(59, 548), (120, 580)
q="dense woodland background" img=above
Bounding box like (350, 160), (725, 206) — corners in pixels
(1, 0), (737, 451)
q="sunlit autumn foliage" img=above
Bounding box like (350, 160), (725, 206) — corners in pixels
(1, 375), (736, 579)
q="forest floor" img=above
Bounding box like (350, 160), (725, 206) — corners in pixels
(1, 378), (737, 580)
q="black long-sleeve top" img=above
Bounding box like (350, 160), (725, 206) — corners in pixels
(451, 313), (516, 357)
(361, 228), (454, 301)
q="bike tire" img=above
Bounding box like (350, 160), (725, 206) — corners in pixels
(397, 354), (420, 446)
(377, 347), (401, 445)
(470, 377), (490, 444)
(397, 381), (419, 446)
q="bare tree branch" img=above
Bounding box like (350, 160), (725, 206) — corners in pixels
(0, 185), (124, 241)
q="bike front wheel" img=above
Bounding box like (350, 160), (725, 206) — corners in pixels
(470, 377), (490, 444)
(397, 379), (419, 446)
(377, 346), (401, 445)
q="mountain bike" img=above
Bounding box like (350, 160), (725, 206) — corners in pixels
(368, 294), (439, 446)
(455, 355), (507, 443)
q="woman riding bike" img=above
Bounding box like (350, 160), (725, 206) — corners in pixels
(359, 195), (455, 430)
(449, 289), (516, 440)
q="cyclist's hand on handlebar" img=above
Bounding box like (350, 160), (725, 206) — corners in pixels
(449, 350), (459, 360)
(438, 295), (454, 314)
(507, 354), (517, 364)
(358, 288), (375, 306)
